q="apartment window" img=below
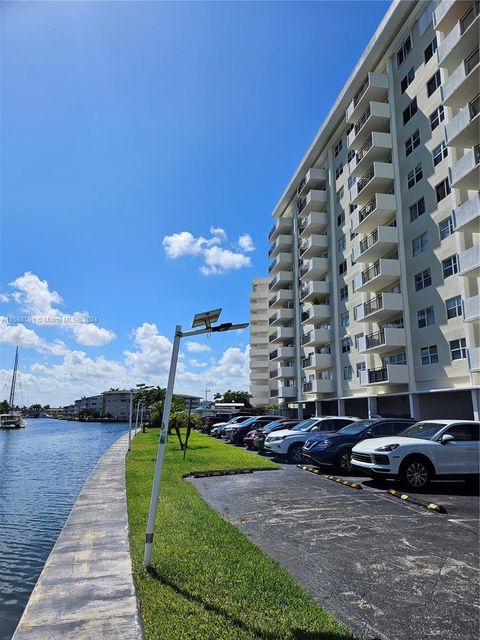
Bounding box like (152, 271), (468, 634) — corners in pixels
(407, 164), (423, 188)
(346, 124), (353, 136)
(439, 215), (454, 240)
(424, 37), (437, 63)
(432, 142), (448, 166)
(334, 139), (343, 157)
(339, 260), (347, 275)
(335, 163), (344, 179)
(436, 177), (451, 203)
(442, 255), (458, 279)
(337, 211), (345, 227)
(354, 333), (364, 350)
(426, 70), (441, 97)
(450, 338), (467, 361)
(430, 105), (445, 131)
(405, 129), (420, 156)
(356, 362), (366, 377)
(340, 311), (349, 327)
(347, 149), (355, 163)
(342, 337), (352, 353)
(397, 35), (412, 67)
(343, 365), (353, 380)
(446, 295), (462, 319)
(403, 98), (418, 125)
(418, 306), (435, 328)
(348, 175), (357, 189)
(414, 268), (431, 291)
(338, 234), (346, 251)
(412, 232), (428, 256)
(401, 67), (415, 94)
(336, 186), (344, 204)
(409, 196), (426, 221)
(421, 345), (438, 365)
(340, 284), (349, 301)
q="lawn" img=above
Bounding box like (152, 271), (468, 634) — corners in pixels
(126, 428), (355, 640)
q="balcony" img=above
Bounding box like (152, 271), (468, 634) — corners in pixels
(301, 328), (331, 347)
(269, 346), (295, 362)
(360, 364), (408, 386)
(269, 327), (295, 344)
(269, 365), (295, 379)
(464, 295), (480, 322)
(353, 258), (400, 293)
(269, 307), (295, 326)
(268, 217), (292, 242)
(458, 245), (480, 275)
(354, 292), (404, 323)
(268, 234), (292, 258)
(347, 101), (390, 149)
(298, 211), (329, 238)
(301, 304), (330, 326)
(434, 0), (466, 32)
(445, 95), (480, 147)
(299, 234), (329, 259)
(438, 1), (479, 68)
(268, 271), (294, 291)
(268, 252), (293, 275)
(351, 193), (396, 235)
(453, 193), (480, 231)
(251, 346), (269, 359)
(297, 189), (328, 216)
(303, 377), (335, 395)
(350, 162), (394, 207)
(296, 167), (328, 197)
(441, 46), (480, 108)
(468, 347), (480, 372)
(357, 327), (406, 355)
(299, 257), (329, 281)
(348, 132), (392, 178)
(302, 352), (333, 371)
(276, 385), (297, 400)
(352, 225), (398, 264)
(449, 144), (480, 190)
(300, 280), (330, 302)
(269, 289), (294, 309)
(251, 371), (269, 383)
(346, 72), (389, 124)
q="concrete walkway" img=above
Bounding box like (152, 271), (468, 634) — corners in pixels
(13, 431), (144, 640)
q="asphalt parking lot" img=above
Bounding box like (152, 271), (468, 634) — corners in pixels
(190, 462), (479, 640)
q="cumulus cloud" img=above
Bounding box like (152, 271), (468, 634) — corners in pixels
(0, 293), (10, 303)
(185, 341), (212, 353)
(200, 247), (251, 276)
(238, 234), (255, 252)
(189, 359), (208, 368)
(0, 317), (43, 349)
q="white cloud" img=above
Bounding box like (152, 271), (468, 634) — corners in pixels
(71, 323), (115, 346)
(200, 246), (251, 276)
(189, 359), (208, 368)
(162, 231), (206, 258)
(238, 234), (255, 252)
(185, 341), (212, 353)
(0, 317), (43, 349)
(0, 293), (10, 303)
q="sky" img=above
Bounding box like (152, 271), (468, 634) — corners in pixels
(0, 0), (390, 407)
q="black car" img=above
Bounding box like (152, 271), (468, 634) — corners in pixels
(302, 418), (415, 473)
(252, 419), (302, 451)
(224, 415), (279, 445)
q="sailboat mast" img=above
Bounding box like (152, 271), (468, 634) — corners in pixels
(8, 347), (19, 409)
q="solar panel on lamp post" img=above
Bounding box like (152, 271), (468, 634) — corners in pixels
(143, 309), (249, 568)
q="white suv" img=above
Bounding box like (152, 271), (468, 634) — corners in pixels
(264, 416), (359, 463)
(351, 420), (480, 489)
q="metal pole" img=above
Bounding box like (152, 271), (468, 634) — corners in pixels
(140, 403), (144, 427)
(144, 325), (182, 567)
(135, 401), (140, 430)
(128, 390), (133, 453)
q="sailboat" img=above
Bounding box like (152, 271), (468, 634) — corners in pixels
(0, 347), (27, 429)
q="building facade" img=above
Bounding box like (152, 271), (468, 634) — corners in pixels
(249, 278), (271, 407)
(261, 0), (479, 420)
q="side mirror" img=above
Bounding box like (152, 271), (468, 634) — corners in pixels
(440, 434), (454, 445)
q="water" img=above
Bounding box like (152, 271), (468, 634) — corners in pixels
(0, 419), (128, 639)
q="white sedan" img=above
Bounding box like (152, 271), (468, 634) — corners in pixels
(351, 420), (480, 489)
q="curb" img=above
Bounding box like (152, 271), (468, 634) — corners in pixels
(326, 475), (363, 490)
(297, 464), (323, 475)
(187, 469), (255, 479)
(387, 489), (447, 513)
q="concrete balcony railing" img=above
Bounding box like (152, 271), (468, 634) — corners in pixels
(434, 0), (464, 32)
(276, 385), (297, 399)
(351, 225), (398, 263)
(269, 307), (295, 326)
(297, 189), (328, 217)
(350, 162), (394, 207)
(303, 376), (335, 394)
(445, 94), (480, 147)
(268, 234), (292, 258)
(299, 256), (329, 281)
(449, 144), (480, 190)
(301, 304), (331, 326)
(453, 193), (480, 231)
(468, 347), (480, 372)
(296, 167), (328, 197)
(268, 252), (293, 275)
(347, 101), (390, 150)
(353, 258), (400, 293)
(268, 270), (294, 292)
(357, 327), (406, 355)
(268, 217), (292, 242)
(250, 346), (269, 359)
(348, 132), (392, 178)
(269, 289), (294, 309)
(354, 292), (404, 323)
(302, 352), (333, 371)
(269, 346), (295, 362)
(251, 371), (269, 383)
(441, 46), (480, 108)
(300, 280), (330, 302)
(464, 295), (480, 322)
(269, 327), (295, 344)
(360, 364), (408, 386)
(346, 72), (389, 124)
(299, 234), (329, 259)
(350, 193), (397, 235)
(458, 245), (480, 275)
(438, 1), (480, 68)
(298, 211), (329, 237)
(301, 328), (331, 347)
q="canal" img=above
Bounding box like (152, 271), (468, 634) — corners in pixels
(0, 419), (129, 640)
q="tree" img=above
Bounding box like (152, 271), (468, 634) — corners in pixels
(0, 400), (9, 413)
(215, 390), (252, 407)
(78, 408), (100, 421)
(147, 392), (186, 428)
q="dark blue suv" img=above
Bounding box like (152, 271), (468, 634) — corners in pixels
(302, 418), (414, 473)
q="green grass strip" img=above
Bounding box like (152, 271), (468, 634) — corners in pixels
(126, 429), (355, 640)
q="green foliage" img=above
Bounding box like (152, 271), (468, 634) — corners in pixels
(169, 411), (202, 430)
(214, 390), (252, 406)
(147, 392), (186, 427)
(266, 402), (280, 410)
(0, 400), (9, 413)
(78, 408), (100, 421)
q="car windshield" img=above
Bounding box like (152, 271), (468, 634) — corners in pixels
(399, 422), (446, 440)
(236, 417), (256, 428)
(293, 419), (320, 432)
(336, 419), (377, 435)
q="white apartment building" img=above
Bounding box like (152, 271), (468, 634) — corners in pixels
(261, 0), (479, 420)
(249, 278), (271, 407)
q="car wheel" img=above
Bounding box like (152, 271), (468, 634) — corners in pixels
(337, 451), (353, 474)
(400, 458), (432, 490)
(288, 442), (304, 463)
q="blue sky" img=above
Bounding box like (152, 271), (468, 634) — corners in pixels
(0, 0), (389, 406)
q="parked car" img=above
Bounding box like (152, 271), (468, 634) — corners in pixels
(224, 415), (279, 445)
(210, 415), (253, 438)
(251, 419), (302, 451)
(303, 418), (414, 473)
(351, 420), (480, 489)
(265, 416), (359, 463)
(200, 414), (233, 434)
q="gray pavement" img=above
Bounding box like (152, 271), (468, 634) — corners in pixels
(190, 462), (480, 640)
(13, 431), (143, 640)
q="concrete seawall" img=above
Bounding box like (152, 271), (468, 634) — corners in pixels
(13, 431), (144, 640)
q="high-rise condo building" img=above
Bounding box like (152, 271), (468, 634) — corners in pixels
(249, 278), (271, 407)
